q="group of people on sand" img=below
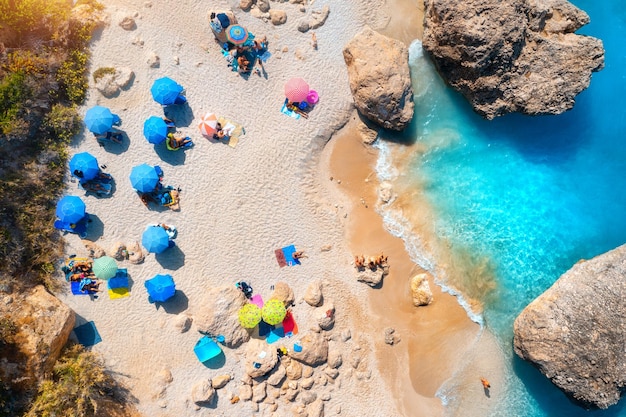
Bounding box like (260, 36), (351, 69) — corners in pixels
(66, 260), (102, 293)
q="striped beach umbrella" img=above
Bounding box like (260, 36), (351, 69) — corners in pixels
(284, 77), (310, 103)
(198, 112), (218, 136)
(226, 25), (249, 45)
(238, 303), (262, 329)
(261, 299), (287, 326)
(92, 256), (118, 280)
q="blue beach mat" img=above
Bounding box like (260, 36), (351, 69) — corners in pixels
(73, 321), (102, 347)
(281, 102), (300, 120)
(258, 321), (274, 337)
(70, 281), (92, 295)
(281, 245), (301, 267)
(108, 269), (130, 299)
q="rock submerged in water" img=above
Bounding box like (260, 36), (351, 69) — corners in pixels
(343, 27), (414, 131)
(513, 244), (626, 409)
(423, 0), (605, 119)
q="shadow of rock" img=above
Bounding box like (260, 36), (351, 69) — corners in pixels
(155, 245), (185, 270)
(153, 290), (189, 314)
(163, 102), (194, 127)
(83, 214), (104, 241)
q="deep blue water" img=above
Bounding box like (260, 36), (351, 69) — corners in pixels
(384, 1), (626, 416)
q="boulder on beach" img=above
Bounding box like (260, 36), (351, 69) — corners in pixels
(107, 241), (127, 260)
(244, 338), (278, 378)
(423, 0), (605, 119)
(95, 66), (135, 97)
(126, 240), (145, 264)
(304, 280), (323, 306)
(514, 244), (626, 409)
(410, 273), (433, 306)
(82, 240), (105, 258)
(271, 281), (295, 307)
(356, 263), (389, 287)
(290, 332), (328, 367)
(195, 285), (249, 348)
(343, 27), (414, 131)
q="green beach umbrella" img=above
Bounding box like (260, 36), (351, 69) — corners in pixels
(261, 299), (286, 326)
(92, 256), (118, 280)
(238, 303), (262, 329)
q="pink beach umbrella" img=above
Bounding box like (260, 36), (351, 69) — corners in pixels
(284, 77), (310, 103)
(199, 112), (218, 136)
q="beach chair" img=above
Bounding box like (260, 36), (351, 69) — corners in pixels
(78, 180), (112, 196)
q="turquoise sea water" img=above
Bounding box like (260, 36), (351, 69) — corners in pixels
(381, 2), (626, 416)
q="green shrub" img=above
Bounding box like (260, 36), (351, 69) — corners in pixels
(43, 104), (81, 143)
(92, 66), (115, 83)
(0, 72), (30, 137)
(26, 345), (117, 417)
(0, 317), (16, 345)
(56, 49), (89, 104)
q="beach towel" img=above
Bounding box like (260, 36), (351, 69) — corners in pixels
(281, 102), (301, 120)
(275, 245), (301, 267)
(108, 269), (130, 299)
(282, 310), (298, 336)
(217, 116), (245, 148)
(250, 294), (264, 308)
(266, 326), (285, 344)
(70, 281), (92, 295)
(258, 321), (274, 337)
(73, 321), (102, 347)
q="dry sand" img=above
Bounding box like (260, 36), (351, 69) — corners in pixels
(57, 0), (506, 416)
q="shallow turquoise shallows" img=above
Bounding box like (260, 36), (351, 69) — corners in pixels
(383, 1), (626, 416)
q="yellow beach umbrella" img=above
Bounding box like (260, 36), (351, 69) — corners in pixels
(238, 303), (262, 329)
(261, 299), (286, 326)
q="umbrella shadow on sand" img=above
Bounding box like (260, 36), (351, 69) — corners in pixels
(152, 289), (189, 314)
(98, 131), (131, 155)
(155, 245), (185, 270)
(164, 103), (195, 128)
(82, 214), (104, 241)
(154, 142), (186, 166)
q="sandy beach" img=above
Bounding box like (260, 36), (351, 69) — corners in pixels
(57, 0), (504, 415)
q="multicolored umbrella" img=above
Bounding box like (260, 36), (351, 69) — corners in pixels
(56, 196), (86, 224)
(142, 225), (170, 254)
(129, 164), (160, 193)
(143, 116), (168, 144)
(92, 256), (118, 280)
(226, 25), (249, 45)
(69, 152), (99, 181)
(238, 303), (262, 328)
(261, 299), (287, 326)
(150, 77), (184, 105)
(145, 273), (176, 302)
(198, 112), (218, 136)
(284, 77), (310, 103)
(84, 106), (115, 135)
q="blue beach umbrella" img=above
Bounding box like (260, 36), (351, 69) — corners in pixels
(84, 106), (115, 134)
(129, 164), (160, 193)
(145, 273), (176, 302)
(55, 196), (86, 224)
(69, 152), (99, 181)
(142, 225), (170, 254)
(143, 116), (168, 144)
(150, 77), (184, 105)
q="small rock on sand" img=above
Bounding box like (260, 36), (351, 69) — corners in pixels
(308, 398), (324, 416)
(384, 327), (400, 345)
(211, 374), (231, 389)
(245, 338), (278, 377)
(147, 51), (160, 68)
(82, 240), (105, 258)
(269, 9), (287, 25)
(239, 384), (253, 401)
(107, 241), (126, 260)
(304, 280), (323, 306)
(267, 365), (286, 386)
(119, 16), (136, 30)
(173, 314), (192, 333)
(191, 379), (215, 405)
(126, 241), (144, 264)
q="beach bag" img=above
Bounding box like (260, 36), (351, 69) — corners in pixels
(216, 13), (230, 29)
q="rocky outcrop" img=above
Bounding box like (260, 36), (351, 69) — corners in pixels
(343, 27), (414, 131)
(290, 332), (328, 367)
(423, 0), (604, 119)
(195, 285), (249, 348)
(410, 273), (433, 306)
(513, 245), (626, 409)
(0, 286), (75, 383)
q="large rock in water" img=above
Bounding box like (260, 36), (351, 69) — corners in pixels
(514, 245), (626, 409)
(423, 0), (604, 119)
(343, 27), (414, 131)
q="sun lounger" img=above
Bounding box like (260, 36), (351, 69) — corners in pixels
(78, 180), (112, 196)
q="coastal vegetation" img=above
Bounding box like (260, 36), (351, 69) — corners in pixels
(0, 1), (136, 416)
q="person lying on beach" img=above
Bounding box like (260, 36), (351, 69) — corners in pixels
(237, 55), (251, 73)
(167, 132), (192, 149)
(292, 251), (307, 260)
(212, 123), (227, 140)
(163, 117), (175, 128)
(80, 278), (101, 292)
